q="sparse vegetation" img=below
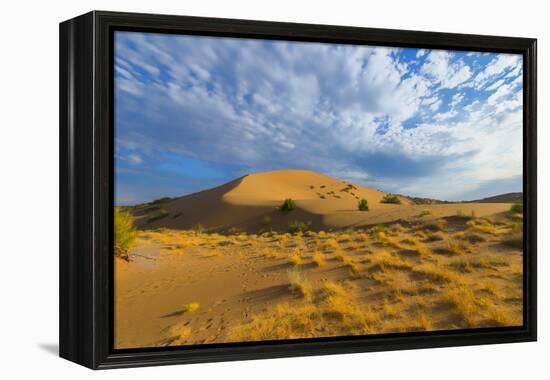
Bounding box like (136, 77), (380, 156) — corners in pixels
(380, 194), (401, 204)
(118, 195), (523, 347)
(114, 207), (137, 260)
(357, 198), (369, 211)
(280, 198), (297, 212)
(288, 220), (312, 234)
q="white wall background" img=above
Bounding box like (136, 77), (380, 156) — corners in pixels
(0, 0), (546, 378)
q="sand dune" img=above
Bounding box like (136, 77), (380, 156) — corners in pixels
(131, 169), (513, 233)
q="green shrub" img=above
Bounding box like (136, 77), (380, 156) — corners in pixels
(510, 203), (523, 213)
(147, 209), (169, 223)
(280, 198), (297, 212)
(357, 198), (369, 211)
(114, 207), (137, 260)
(288, 220), (311, 234)
(192, 223), (204, 235)
(380, 194), (401, 204)
(150, 197), (171, 205)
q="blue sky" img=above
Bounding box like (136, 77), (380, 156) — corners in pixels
(114, 31), (523, 205)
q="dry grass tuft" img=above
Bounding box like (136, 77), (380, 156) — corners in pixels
(288, 249), (302, 266)
(441, 284), (479, 326)
(413, 264), (463, 284)
(182, 303), (200, 313)
(422, 219), (447, 232)
(369, 251), (414, 272)
(325, 238), (340, 251)
(287, 268), (311, 298)
(466, 218), (499, 235)
(312, 251), (326, 267)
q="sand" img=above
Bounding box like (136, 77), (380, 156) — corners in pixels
(115, 170), (523, 348)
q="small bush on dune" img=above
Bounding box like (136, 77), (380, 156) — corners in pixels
(114, 208), (137, 260)
(288, 220), (311, 234)
(358, 198), (369, 211)
(419, 209), (431, 217)
(380, 194), (401, 204)
(280, 198), (297, 212)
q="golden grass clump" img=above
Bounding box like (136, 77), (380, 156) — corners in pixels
(417, 311), (434, 331)
(466, 218), (498, 235)
(321, 281), (347, 298)
(369, 251), (414, 272)
(442, 239), (466, 256)
(413, 264), (463, 284)
(312, 251), (326, 267)
(262, 247), (278, 259)
(182, 302), (200, 313)
(338, 234), (352, 243)
(325, 238), (340, 251)
(441, 284), (479, 326)
(318, 231), (327, 238)
(287, 268), (311, 298)
(356, 232), (369, 242)
(288, 248), (302, 266)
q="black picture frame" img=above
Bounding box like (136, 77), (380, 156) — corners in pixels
(59, 10), (537, 369)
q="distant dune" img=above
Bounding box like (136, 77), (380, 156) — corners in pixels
(128, 169), (514, 232)
(467, 192), (523, 204)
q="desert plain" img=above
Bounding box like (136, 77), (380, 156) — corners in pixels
(114, 170), (523, 348)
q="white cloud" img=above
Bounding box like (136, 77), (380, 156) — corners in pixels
(450, 93), (465, 108)
(473, 54), (522, 88)
(421, 50), (472, 89)
(416, 49), (427, 58)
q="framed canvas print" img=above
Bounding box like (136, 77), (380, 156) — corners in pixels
(59, 11), (537, 369)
